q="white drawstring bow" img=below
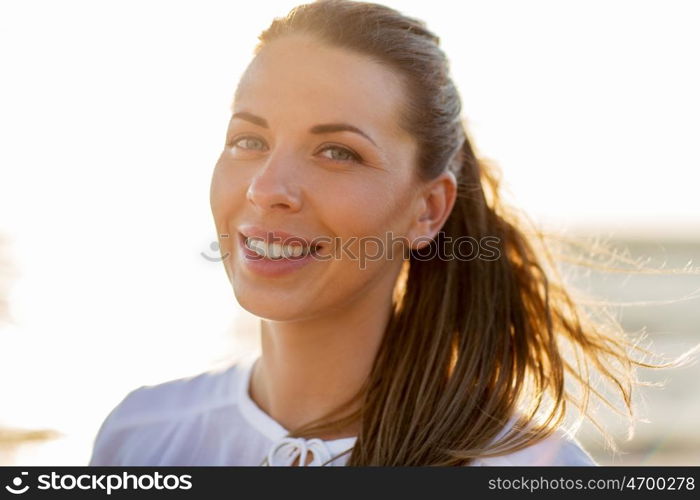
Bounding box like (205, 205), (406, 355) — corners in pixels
(265, 436), (333, 466)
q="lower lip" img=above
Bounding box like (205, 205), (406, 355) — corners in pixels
(238, 232), (321, 278)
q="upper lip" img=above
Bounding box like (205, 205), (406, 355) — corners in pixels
(238, 225), (323, 248)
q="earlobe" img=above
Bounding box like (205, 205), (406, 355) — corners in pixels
(406, 196), (430, 249)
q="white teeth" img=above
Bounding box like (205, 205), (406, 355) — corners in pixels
(268, 242), (282, 259)
(245, 238), (313, 259)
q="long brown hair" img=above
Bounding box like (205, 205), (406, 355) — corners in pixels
(246, 0), (698, 465)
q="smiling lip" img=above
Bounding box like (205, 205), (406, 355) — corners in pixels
(237, 225), (324, 249)
(238, 226), (317, 278)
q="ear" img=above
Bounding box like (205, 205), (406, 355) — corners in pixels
(407, 171), (458, 250)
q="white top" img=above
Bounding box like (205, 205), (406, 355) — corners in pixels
(88, 358), (598, 466)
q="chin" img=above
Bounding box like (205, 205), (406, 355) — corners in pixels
(231, 285), (311, 322)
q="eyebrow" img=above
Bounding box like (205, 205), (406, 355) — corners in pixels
(231, 111), (378, 147)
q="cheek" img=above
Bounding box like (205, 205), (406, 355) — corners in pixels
(210, 161), (251, 265)
(210, 159), (244, 219)
(322, 177), (411, 245)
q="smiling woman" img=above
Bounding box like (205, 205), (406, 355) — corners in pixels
(87, 0), (694, 467)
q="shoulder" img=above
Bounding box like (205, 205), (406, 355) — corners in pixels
(102, 363), (240, 429)
(473, 427), (598, 466)
(88, 362), (244, 465)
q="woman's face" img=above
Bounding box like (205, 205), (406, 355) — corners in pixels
(210, 34), (427, 321)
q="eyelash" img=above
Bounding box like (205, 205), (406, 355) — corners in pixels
(227, 135), (363, 164)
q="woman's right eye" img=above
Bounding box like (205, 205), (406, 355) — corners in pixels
(229, 136), (268, 151)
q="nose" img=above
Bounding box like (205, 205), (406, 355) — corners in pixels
(246, 152), (302, 212)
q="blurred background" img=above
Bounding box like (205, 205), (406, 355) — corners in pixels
(1, 0), (698, 465)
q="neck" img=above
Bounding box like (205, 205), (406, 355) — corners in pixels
(249, 266), (401, 440)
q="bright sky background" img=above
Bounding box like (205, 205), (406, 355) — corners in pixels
(0, 0), (698, 464)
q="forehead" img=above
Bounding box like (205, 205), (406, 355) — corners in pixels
(233, 34), (411, 144)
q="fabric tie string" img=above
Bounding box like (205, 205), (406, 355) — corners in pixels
(266, 436), (333, 466)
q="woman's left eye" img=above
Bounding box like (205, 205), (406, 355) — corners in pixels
(318, 145), (362, 163)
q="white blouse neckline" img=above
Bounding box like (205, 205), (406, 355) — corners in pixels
(234, 358), (357, 465)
